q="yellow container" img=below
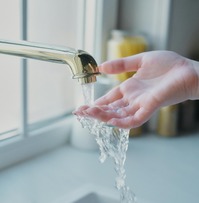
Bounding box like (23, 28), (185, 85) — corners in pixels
(129, 127), (142, 137)
(157, 105), (179, 137)
(107, 30), (147, 82)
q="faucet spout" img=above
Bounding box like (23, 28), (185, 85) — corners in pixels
(0, 39), (100, 84)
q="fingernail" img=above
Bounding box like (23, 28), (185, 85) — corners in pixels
(72, 110), (77, 115)
(72, 110), (83, 116)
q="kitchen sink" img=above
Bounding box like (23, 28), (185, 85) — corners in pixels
(53, 184), (119, 203)
(53, 184), (149, 203)
(72, 192), (119, 203)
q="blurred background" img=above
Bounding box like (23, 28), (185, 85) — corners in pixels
(0, 0), (199, 166)
(0, 1), (199, 203)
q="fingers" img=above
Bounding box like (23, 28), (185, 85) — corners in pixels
(99, 53), (143, 74)
(73, 101), (131, 122)
(94, 86), (123, 106)
(107, 107), (152, 129)
(73, 105), (89, 116)
(82, 106), (124, 122)
(74, 104), (153, 129)
(107, 98), (129, 109)
(73, 101), (146, 129)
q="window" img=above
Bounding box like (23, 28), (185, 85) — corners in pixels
(0, 0), (118, 169)
(27, 0), (82, 124)
(0, 0), (21, 137)
(0, 0), (80, 138)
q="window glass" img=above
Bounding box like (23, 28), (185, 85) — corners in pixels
(0, 1), (20, 134)
(27, 0), (79, 124)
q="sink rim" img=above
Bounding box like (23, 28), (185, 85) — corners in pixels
(52, 183), (119, 203)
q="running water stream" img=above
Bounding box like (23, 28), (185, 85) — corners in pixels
(77, 83), (136, 203)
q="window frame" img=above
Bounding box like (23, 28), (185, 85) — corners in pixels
(0, 0), (119, 170)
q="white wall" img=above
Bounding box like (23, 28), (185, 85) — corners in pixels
(168, 0), (199, 57)
(117, 0), (199, 57)
(117, 0), (171, 50)
(27, 0), (79, 123)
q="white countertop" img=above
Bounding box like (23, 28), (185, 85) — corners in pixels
(0, 133), (199, 203)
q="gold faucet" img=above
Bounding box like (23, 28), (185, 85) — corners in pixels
(0, 39), (100, 84)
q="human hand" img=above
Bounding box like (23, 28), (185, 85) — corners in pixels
(74, 51), (199, 129)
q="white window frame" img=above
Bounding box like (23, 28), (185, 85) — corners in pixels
(0, 0), (119, 169)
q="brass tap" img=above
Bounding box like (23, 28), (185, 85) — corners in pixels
(0, 40), (100, 84)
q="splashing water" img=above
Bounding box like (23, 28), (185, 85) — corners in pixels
(81, 83), (94, 105)
(77, 83), (136, 203)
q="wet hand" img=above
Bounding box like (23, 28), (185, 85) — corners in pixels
(74, 51), (198, 129)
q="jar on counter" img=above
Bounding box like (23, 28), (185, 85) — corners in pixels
(157, 104), (179, 137)
(107, 30), (147, 83)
